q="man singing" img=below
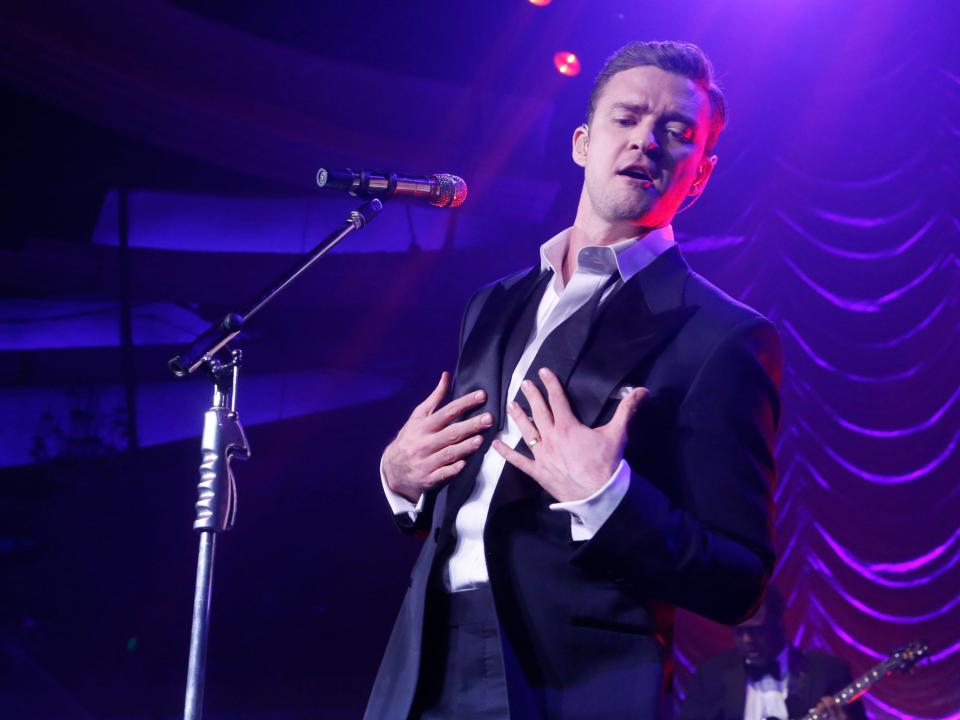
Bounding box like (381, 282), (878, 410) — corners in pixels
(365, 40), (783, 720)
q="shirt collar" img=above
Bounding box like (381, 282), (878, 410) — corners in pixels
(538, 225), (676, 283)
(744, 645), (790, 686)
(776, 645), (790, 679)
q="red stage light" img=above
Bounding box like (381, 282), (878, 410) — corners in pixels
(529, 0), (552, 6)
(553, 51), (581, 77)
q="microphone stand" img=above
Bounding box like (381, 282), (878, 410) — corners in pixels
(169, 198), (383, 720)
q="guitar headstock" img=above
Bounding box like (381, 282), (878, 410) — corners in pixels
(888, 641), (928, 672)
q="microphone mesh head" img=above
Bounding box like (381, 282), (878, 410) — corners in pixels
(432, 174), (468, 208)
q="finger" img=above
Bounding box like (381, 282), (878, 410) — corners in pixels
(425, 412), (494, 453)
(813, 698), (832, 719)
(492, 438), (537, 477)
(507, 401), (541, 448)
(816, 698), (843, 720)
(424, 459), (467, 488)
(412, 371), (450, 418)
(424, 434), (484, 472)
(424, 388), (487, 431)
(538, 367), (575, 426)
(520, 378), (554, 431)
(603, 387), (649, 439)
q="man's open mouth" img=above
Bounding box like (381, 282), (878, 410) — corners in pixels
(618, 167), (655, 185)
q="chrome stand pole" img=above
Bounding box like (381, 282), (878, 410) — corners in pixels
(172, 199), (383, 720)
(184, 351), (247, 720)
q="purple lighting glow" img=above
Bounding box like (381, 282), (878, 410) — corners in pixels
(829, 583), (960, 624)
(782, 320), (923, 383)
(776, 208), (936, 258)
(803, 421), (960, 486)
(814, 521), (960, 588)
(795, 377), (960, 438)
(813, 201), (923, 229)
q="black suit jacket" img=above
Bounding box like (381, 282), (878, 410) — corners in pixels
(680, 647), (868, 720)
(364, 246), (783, 720)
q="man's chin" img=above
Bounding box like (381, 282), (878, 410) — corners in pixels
(604, 200), (661, 226)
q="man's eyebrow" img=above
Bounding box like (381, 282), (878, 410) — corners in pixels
(663, 111), (699, 127)
(608, 102), (699, 127)
(609, 102), (649, 115)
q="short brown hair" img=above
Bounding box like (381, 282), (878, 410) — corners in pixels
(586, 41), (727, 152)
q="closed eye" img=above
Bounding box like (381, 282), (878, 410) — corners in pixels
(666, 124), (695, 143)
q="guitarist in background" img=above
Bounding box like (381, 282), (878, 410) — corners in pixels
(680, 587), (867, 720)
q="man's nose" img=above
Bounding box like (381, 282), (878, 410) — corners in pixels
(630, 124), (659, 154)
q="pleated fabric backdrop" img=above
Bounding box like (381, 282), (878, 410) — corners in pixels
(674, 53), (960, 720)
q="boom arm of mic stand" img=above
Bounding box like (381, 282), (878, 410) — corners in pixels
(168, 198), (384, 377)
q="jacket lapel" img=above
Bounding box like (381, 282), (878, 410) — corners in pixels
(567, 245), (697, 428)
(498, 270), (555, 429)
(786, 647), (811, 720)
(567, 285), (695, 429)
(489, 247), (698, 513)
(451, 265), (546, 423)
(439, 265), (549, 535)
(724, 660), (748, 720)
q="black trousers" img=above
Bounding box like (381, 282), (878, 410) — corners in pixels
(408, 586), (510, 720)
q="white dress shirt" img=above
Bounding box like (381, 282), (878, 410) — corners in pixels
(383, 225), (676, 592)
(743, 647), (791, 720)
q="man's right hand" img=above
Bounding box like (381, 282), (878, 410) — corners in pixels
(382, 371), (492, 503)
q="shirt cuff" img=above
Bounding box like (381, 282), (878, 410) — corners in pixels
(548, 459), (631, 541)
(380, 456), (425, 519)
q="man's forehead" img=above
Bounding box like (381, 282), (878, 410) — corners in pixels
(736, 604), (769, 628)
(599, 66), (708, 119)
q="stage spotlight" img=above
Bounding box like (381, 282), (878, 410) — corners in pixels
(553, 51), (581, 77)
(529, 0), (552, 6)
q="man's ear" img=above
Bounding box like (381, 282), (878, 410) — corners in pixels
(688, 154), (718, 196)
(572, 124), (589, 168)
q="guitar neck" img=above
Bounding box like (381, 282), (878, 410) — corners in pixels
(793, 642), (926, 720)
(798, 657), (893, 720)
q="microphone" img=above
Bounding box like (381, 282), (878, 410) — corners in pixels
(316, 168), (468, 208)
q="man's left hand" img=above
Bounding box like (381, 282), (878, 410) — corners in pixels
(814, 696), (848, 720)
(493, 367), (648, 502)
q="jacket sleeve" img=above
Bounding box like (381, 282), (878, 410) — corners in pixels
(571, 316), (783, 625)
(389, 282), (498, 537)
(678, 661), (725, 720)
